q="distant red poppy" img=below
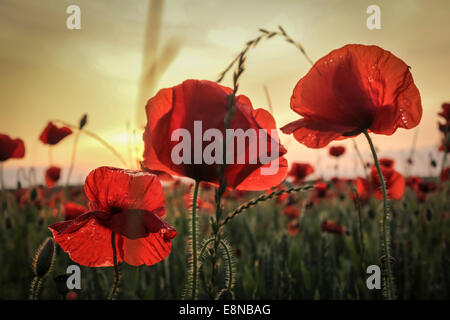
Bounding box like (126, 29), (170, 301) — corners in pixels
(142, 79), (288, 191)
(282, 205), (301, 219)
(0, 133), (25, 162)
(406, 176), (422, 192)
(288, 162), (314, 183)
(418, 181), (437, 194)
(438, 103), (450, 122)
(287, 219), (300, 236)
(315, 181), (328, 199)
(329, 146), (345, 157)
(45, 166), (61, 188)
(379, 158), (395, 169)
(281, 44), (422, 148)
(357, 165), (405, 200)
(64, 202), (88, 220)
(441, 167), (450, 182)
(321, 219), (346, 235)
(39, 122), (72, 145)
(49, 166), (177, 267)
(439, 138), (450, 152)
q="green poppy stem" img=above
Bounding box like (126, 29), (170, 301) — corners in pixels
(108, 232), (121, 300)
(191, 180), (200, 299)
(438, 126), (448, 188)
(0, 163), (4, 191)
(363, 130), (395, 300)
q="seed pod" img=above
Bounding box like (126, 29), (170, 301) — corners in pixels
(33, 237), (56, 277)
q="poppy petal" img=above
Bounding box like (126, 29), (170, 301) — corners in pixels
(49, 216), (121, 267)
(84, 167), (165, 216)
(120, 231), (174, 266)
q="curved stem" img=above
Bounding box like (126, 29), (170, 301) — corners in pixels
(363, 130), (394, 300)
(198, 238), (233, 291)
(191, 180), (200, 299)
(219, 184), (313, 228)
(50, 120), (128, 168)
(108, 232), (121, 300)
(65, 129), (81, 187)
(219, 240), (233, 291)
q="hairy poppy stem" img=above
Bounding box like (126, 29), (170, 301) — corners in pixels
(363, 130), (395, 300)
(0, 163), (4, 191)
(109, 232), (121, 300)
(438, 126), (448, 188)
(190, 180), (200, 299)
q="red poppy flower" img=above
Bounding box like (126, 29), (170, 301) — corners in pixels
(287, 219), (300, 236)
(379, 158), (395, 169)
(357, 165), (405, 200)
(281, 44), (422, 148)
(439, 137), (450, 152)
(142, 79), (288, 191)
(288, 162), (314, 183)
(39, 122), (72, 145)
(45, 166), (61, 188)
(64, 202), (88, 220)
(0, 133), (25, 162)
(418, 181), (437, 194)
(321, 219), (346, 235)
(441, 167), (450, 182)
(282, 205), (301, 219)
(315, 181), (328, 198)
(49, 166), (177, 267)
(406, 176), (422, 192)
(438, 103), (450, 122)
(329, 146), (345, 157)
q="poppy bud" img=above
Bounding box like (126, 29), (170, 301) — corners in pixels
(32, 237), (56, 277)
(79, 114), (88, 130)
(30, 188), (38, 202)
(431, 159), (437, 168)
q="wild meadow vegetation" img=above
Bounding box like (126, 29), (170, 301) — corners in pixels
(1, 26), (449, 300)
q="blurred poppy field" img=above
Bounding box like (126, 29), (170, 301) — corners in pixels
(1, 166), (450, 299)
(1, 1), (450, 302)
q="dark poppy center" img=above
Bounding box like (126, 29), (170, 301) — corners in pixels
(110, 206), (123, 214)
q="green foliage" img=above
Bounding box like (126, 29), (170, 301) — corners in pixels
(0, 181), (449, 299)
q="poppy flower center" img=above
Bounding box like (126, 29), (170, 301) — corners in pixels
(110, 206), (123, 214)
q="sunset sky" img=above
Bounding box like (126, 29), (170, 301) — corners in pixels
(1, 0), (449, 187)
